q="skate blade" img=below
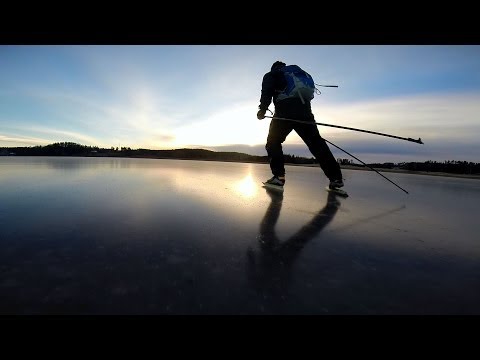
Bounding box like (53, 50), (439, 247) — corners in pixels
(262, 182), (284, 191)
(325, 186), (348, 197)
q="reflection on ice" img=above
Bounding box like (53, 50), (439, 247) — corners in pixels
(234, 174), (258, 198)
(247, 188), (341, 298)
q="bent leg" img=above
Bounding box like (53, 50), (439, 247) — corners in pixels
(266, 119), (293, 177)
(295, 123), (343, 181)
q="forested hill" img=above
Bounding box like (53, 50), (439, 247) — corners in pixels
(1, 142), (479, 175)
(0, 142), (270, 163)
(0, 142), (317, 165)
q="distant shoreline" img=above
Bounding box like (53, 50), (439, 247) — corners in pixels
(306, 163), (480, 180)
(120, 155), (480, 180)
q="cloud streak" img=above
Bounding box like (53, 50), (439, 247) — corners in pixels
(0, 133), (51, 147)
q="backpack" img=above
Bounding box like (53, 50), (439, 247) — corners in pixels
(276, 65), (316, 104)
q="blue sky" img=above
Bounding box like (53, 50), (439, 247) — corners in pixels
(1, 45), (479, 163)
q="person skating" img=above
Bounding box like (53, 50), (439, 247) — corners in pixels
(257, 60), (344, 192)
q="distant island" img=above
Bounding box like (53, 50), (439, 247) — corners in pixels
(1, 142), (479, 179)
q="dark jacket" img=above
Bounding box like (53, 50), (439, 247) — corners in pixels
(258, 69), (287, 111)
(259, 67), (314, 121)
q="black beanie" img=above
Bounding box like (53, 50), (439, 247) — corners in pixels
(271, 61), (286, 71)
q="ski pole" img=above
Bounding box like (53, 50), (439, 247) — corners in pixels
(315, 84), (338, 88)
(324, 138), (409, 194)
(264, 115), (424, 145)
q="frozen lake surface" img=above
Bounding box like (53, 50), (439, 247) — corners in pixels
(1, 156), (479, 314)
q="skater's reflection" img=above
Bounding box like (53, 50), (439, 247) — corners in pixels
(246, 187), (341, 297)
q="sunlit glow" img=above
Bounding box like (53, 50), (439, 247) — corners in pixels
(172, 102), (269, 148)
(234, 173), (258, 198)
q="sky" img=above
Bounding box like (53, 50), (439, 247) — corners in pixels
(1, 45), (479, 163)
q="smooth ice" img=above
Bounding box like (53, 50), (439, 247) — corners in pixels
(1, 157), (479, 314)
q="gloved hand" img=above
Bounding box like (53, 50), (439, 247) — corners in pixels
(257, 109), (266, 120)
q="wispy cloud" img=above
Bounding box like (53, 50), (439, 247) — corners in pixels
(5, 125), (100, 145)
(0, 133), (51, 147)
(306, 91), (480, 161)
(10, 84), (178, 148)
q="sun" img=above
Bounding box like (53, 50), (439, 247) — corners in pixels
(172, 104), (270, 148)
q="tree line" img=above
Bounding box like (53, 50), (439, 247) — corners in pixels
(0, 142), (268, 162)
(1, 142), (479, 175)
(338, 158), (480, 175)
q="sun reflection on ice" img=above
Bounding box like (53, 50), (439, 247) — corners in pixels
(234, 174), (258, 198)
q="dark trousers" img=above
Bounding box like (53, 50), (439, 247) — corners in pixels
(265, 99), (342, 181)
